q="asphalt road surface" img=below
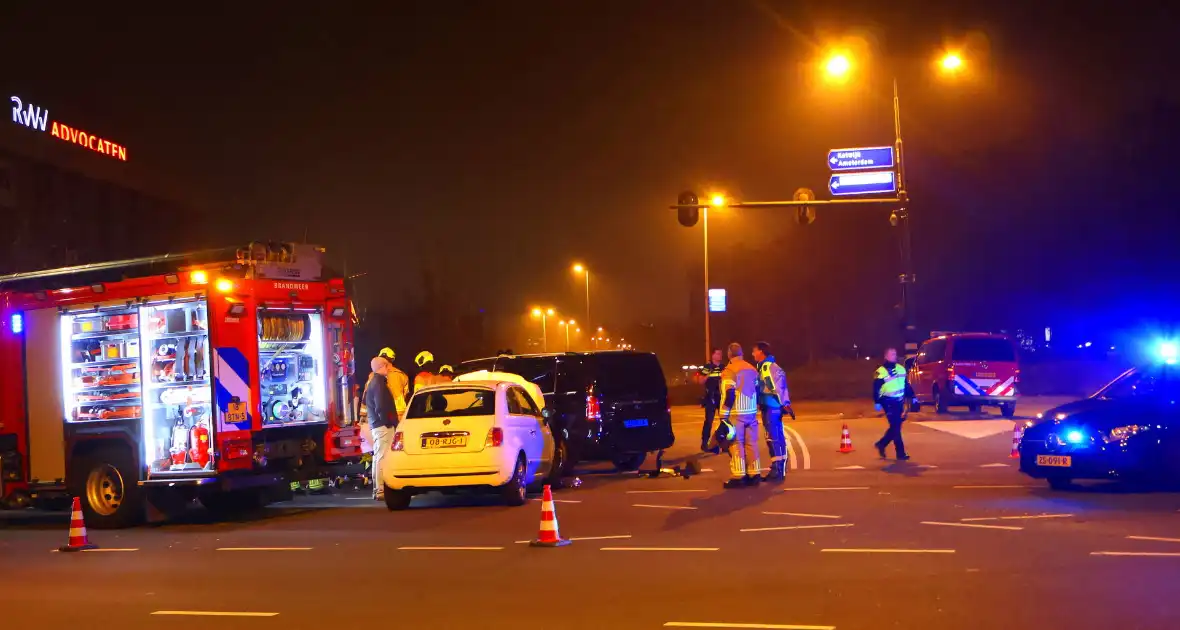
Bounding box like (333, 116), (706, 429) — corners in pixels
(4, 397), (1180, 629)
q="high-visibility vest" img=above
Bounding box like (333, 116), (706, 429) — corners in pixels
(875, 364), (907, 398)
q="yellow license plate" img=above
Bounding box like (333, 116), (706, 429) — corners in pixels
(1036, 455), (1071, 467)
(423, 436), (467, 449)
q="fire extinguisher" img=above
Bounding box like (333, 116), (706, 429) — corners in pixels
(170, 418), (189, 467)
(189, 418), (211, 468)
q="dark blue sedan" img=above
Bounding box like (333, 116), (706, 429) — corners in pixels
(1019, 364), (1180, 489)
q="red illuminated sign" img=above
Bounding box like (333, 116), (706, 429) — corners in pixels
(11, 95), (128, 162)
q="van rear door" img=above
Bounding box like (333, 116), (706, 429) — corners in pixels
(588, 353), (673, 452)
(949, 337), (1019, 398)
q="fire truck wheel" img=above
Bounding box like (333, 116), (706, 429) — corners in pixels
(383, 487), (411, 511)
(72, 448), (144, 529)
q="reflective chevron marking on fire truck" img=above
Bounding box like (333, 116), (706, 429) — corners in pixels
(954, 375), (1016, 397)
(214, 347), (252, 431)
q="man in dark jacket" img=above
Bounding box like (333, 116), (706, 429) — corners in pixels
(873, 347), (914, 461)
(364, 357), (398, 500)
(697, 348), (723, 452)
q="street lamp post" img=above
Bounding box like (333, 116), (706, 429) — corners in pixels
(559, 320), (576, 351)
(531, 307), (555, 352)
(572, 264), (590, 328)
(702, 195), (724, 362)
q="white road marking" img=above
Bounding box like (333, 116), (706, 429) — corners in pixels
(922, 521), (1023, 531)
(151, 611), (279, 617)
(785, 424), (810, 470)
(951, 485), (1028, 489)
(601, 547), (718, 552)
(822, 548), (955, 554)
(783, 486), (869, 492)
(914, 420), (1015, 439)
(916, 464), (938, 468)
(626, 489), (708, 494)
(762, 511), (842, 519)
(1091, 551), (1180, 557)
(345, 497), (372, 500)
(741, 523), (855, 533)
(633, 504), (698, 510)
(833, 465), (865, 470)
(215, 547), (312, 551)
(979, 463), (1010, 468)
(398, 546), (504, 551)
(701, 468), (715, 472)
(514, 535), (631, 544)
(962, 514), (1073, 522)
(1127, 536), (1180, 543)
(665, 623), (835, 630)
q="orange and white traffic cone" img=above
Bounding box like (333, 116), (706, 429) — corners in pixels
(1009, 422), (1023, 459)
(838, 424), (854, 453)
(529, 484), (570, 547)
(59, 497), (97, 552)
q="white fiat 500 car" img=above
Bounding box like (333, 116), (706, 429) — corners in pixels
(381, 377), (555, 510)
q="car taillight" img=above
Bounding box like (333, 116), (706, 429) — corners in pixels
(586, 393), (601, 421)
(1014, 369), (1021, 383)
(485, 427), (504, 447)
(391, 432), (404, 452)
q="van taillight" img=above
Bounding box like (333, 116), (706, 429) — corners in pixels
(391, 432), (404, 452)
(1014, 369), (1021, 383)
(485, 427), (504, 447)
(586, 393), (601, 421)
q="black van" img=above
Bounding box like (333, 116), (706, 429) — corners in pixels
(456, 351), (674, 477)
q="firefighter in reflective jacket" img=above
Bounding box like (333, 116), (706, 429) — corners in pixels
(873, 347), (914, 460)
(752, 341), (790, 482)
(377, 347), (409, 420)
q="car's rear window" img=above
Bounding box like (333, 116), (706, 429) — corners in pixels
(591, 353), (667, 398)
(951, 338), (1016, 362)
(406, 388), (496, 419)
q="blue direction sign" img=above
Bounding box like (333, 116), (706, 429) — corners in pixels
(827, 146), (895, 171)
(828, 170), (897, 196)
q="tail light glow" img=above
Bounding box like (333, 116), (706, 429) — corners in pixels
(391, 432), (404, 451)
(485, 427), (504, 447)
(586, 392), (601, 421)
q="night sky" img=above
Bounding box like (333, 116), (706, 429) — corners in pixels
(3, 1), (1179, 362)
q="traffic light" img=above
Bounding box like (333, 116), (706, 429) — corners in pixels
(677, 190), (699, 227)
(794, 188), (815, 225)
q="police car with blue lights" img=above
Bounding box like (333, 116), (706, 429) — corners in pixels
(1020, 342), (1180, 489)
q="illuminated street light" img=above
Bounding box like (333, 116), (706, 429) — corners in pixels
(531, 307), (556, 351)
(572, 263), (591, 327)
(940, 51), (964, 73)
(709, 194), (726, 208)
(558, 320), (574, 351)
(823, 52), (852, 81)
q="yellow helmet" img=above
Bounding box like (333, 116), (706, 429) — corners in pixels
(415, 350), (434, 367)
(378, 347), (396, 361)
(439, 364), (454, 374)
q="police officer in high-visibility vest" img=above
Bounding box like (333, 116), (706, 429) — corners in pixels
(752, 341), (790, 482)
(696, 348), (723, 452)
(873, 347), (914, 460)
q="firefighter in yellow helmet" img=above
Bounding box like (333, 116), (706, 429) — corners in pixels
(436, 364), (454, 384)
(376, 347), (409, 420)
(413, 350), (435, 392)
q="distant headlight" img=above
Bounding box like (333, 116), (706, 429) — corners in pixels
(1106, 425), (1149, 442)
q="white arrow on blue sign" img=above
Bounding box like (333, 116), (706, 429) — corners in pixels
(828, 170), (897, 196)
(827, 146), (895, 171)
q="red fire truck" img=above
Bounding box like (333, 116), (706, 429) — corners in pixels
(0, 242), (364, 527)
